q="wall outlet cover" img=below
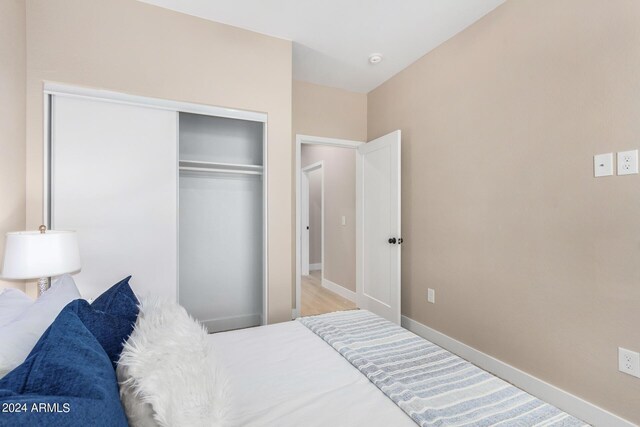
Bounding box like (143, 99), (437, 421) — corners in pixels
(618, 347), (640, 378)
(594, 153), (614, 177)
(617, 150), (639, 175)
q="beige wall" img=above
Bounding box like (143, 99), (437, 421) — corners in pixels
(293, 80), (366, 298)
(0, 0), (26, 291)
(368, 0), (640, 422)
(293, 80), (367, 141)
(301, 145), (356, 292)
(25, 0), (292, 323)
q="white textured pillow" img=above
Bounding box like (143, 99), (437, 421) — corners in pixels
(0, 288), (33, 327)
(0, 274), (81, 378)
(117, 297), (222, 427)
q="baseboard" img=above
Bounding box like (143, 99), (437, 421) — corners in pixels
(401, 316), (635, 427)
(309, 263), (322, 271)
(322, 278), (356, 302)
(203, 313), (262, 334)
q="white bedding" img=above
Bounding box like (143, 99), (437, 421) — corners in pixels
(208, 320), (416, 427)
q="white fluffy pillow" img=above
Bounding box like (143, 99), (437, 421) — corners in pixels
(117, 297), (221, 427)
(0, 274), (81, 378)
(0, 288), (33, 327)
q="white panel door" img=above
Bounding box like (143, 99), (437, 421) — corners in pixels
(51, 95), (177, 301)
(356, 130), (401, 324)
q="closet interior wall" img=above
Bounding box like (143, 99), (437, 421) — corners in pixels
(178, 113), (266, 333)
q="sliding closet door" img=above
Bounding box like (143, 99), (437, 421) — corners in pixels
(50, 95), (177, 300)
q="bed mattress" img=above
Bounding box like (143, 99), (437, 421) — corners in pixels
(207, 319), (417, 427)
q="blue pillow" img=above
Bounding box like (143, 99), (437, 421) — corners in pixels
(68, 276), (139, 368)
(92, 276), (139, 321)
(0, 309), (128, 427)
(65, 299), (136, 369)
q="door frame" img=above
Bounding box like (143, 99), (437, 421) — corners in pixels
(294, 135), (363, 318)
(301, 161), (324, 277)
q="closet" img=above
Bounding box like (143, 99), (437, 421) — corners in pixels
(178, 113), (265, 332)
(47, 84), (267, 332)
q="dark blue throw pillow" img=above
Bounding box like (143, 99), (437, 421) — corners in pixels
(65, 299), (136, 369)
(92, 276), (139, 321)
(72, 276), (140, 368)
(0, 309), (128, 427)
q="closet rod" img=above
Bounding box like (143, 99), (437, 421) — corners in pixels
(179, 166), (263, 176)
(179, 159), (263, 171)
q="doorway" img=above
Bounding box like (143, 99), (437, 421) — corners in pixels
(300, 155), (357, 316)
(296, 136), (362, 318)
(295, 132), (402, 323)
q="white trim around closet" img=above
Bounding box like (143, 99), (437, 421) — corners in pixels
(262, 123), (269, 326)
(43, 82), (267, 123)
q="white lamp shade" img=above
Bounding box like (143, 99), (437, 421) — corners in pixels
(1, 230), (81, 279)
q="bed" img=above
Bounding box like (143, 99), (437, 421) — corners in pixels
(209, 310), (588, 427)
(0, 276), (588, 427)
(208, 317), (416, 427)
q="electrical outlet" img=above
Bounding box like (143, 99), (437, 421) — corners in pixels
(427, 288), (435, 304)
(617, 150), (639, 175)
(618, 347), (640, 378)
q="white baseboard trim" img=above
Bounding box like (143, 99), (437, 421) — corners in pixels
(309, 263), (322, 271)
(203, 313), (262, 334)
(322, 278), (356, 302)
(401, 316), (634, 427)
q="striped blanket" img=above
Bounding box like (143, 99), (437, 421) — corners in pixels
(298, 310), (588, 427)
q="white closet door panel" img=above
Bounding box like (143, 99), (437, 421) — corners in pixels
(51, 96), (177, 301)
(179, 172), (263, 332)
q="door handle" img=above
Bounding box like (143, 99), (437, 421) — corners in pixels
(397, 238), (403, 244)
(388, 237), (397, 244)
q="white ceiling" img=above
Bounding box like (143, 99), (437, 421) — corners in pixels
(139, 0), (505, 93)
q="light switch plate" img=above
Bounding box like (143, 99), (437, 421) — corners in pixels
(427, 288), (435, 304)
(617, 150), (639, 175)
(594, 153), (614, 177)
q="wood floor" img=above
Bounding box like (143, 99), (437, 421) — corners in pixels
(301, 270), (356, 317)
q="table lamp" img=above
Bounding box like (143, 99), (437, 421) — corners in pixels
(1, 225), (81, 295)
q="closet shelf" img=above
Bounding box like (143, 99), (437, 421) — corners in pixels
(179, 160), (263, 175)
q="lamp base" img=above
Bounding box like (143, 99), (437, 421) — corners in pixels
(38, 277), (50, 296)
